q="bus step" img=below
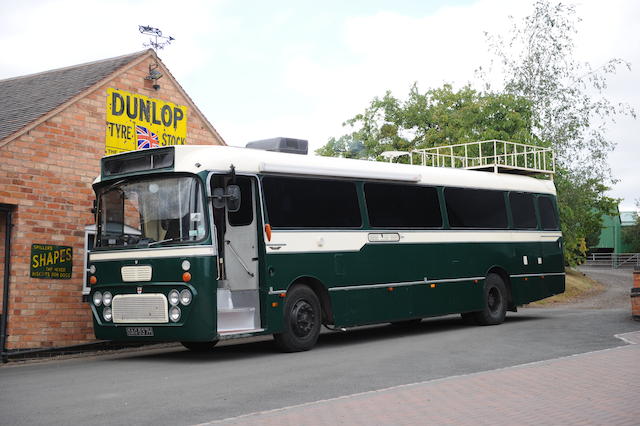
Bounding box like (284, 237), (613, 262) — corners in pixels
(217, 307), (256, 332)
(217, 288), (234, 309)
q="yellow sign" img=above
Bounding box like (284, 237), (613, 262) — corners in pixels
(105, 88), (188, 155)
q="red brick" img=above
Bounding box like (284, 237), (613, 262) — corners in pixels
(1, 54), (224, 350)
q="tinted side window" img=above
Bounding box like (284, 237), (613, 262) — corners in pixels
(262, 177), (361, 228)
(445, 188), (508, 229)
(538, 196), (559, 230)
(228, 177), (253, 227)
(509, 192), (537, 229)
(365, 183), (442, 228)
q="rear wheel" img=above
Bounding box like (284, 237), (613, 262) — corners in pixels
(274, 285), (321, 352)
(473, 273), (507, 326)
(181, 340), (219, 352)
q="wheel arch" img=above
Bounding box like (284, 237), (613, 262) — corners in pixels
(288, 276), (334, 325)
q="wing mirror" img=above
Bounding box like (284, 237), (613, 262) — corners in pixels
(212, 185), (241, 212)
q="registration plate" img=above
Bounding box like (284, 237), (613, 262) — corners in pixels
(125, 327), (154, 337)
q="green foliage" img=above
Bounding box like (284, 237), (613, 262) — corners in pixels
(554, 168), (618, 265)
(481, 0), (635, 175)
(318, 0), (634, 266)
(315, 84), (536, 160)
(622, 202), (640, 253)
(480, 0), (634, 265)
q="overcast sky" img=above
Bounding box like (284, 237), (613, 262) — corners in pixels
(1, 0), (637, 210)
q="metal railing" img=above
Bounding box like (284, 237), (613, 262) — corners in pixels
(408, 140), (555, 177)
(583, 253), (640, 269)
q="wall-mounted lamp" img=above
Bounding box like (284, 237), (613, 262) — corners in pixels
(145, 63), (163, 90)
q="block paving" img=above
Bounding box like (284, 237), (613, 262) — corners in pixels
(207, 331), (640, 425)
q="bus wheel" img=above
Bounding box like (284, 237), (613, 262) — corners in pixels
(473, 273), (507, 326)
(274, 285), (321, 352)
(181, 340), (219, 352)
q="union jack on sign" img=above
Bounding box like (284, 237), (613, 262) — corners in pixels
(136, 125), (159, 149)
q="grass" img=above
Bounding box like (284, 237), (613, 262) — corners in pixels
(529, 268), (605, 306)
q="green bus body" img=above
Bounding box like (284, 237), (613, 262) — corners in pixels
(89, 146), (564, 349)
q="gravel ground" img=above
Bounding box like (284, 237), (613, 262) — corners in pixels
(565, 266), (636, 309)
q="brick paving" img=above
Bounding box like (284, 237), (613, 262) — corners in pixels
(205, 331), (640, 426)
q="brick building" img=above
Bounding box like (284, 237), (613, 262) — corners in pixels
(0, 50), (225, 357)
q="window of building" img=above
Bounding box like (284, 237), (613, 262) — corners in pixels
(364, 183), (442, 228)
(538, 196), (560, 230)
(445, 188), (508, 229)
(262, 176), (361, 228)
(509, 192), (537, 229)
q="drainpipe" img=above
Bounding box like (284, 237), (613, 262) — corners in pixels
(1, 206), (13, 363)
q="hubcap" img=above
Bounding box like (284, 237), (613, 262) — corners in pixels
(290, 299), (315, 338)
(488, 287), (502, 314)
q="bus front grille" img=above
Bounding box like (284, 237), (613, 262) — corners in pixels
(112, 294), (168, 324)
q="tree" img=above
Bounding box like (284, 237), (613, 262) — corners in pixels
(480, 0), (634, 175)
(479, 0), (635, 264)
(316, 84), (536, 160)
(622, 202), (640, 253)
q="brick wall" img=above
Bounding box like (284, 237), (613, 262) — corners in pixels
(0, 56), (223, 350)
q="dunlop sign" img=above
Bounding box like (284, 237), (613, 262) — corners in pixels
(105, 88), (188, 155)
(30, 244), (73, 279)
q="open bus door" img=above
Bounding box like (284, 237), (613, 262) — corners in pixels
(211, 174), (261, 334)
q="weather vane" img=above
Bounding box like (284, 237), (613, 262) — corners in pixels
(138, 25), (175, 51)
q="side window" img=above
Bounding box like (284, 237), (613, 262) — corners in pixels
(509, 192), (537, 229)
(538, 196), (560, 230)
(445, 188), (508, 229)
(228, 177), (254, 227)
(364, 183), (442, 228)
(263, 176), (361, 228)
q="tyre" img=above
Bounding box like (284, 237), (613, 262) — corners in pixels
(473, 273), (507, 326)
(181, 340), (219, 352)
(274, 285), (322, 352)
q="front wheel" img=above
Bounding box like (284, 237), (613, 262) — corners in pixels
(473, 273), (507, 326)
(274, 285), (322, 352)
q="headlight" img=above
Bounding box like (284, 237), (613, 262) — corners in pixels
(168, 289), (180, 306)
(181, 260), (191, 271)
(89, 264), (96, 274)
(103, 292), (112, 307)
(169, 306), (181, 322)
(93, 291), (102, 306)
(103, 307), (112, 322)
(180, 289), (192, 306)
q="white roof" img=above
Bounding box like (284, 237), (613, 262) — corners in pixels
(172, 145), (557, 195)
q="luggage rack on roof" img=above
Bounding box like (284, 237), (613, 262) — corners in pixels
(381, 140), (555, 179)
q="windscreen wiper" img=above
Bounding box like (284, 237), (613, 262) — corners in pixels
(147, 236), (191, 247)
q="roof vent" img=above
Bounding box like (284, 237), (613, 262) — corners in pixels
(246, 137), (308, 155)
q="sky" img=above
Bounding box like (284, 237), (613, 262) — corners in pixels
(1, 0), (638, 210)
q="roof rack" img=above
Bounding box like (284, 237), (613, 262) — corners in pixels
(382, 140), (555, 179)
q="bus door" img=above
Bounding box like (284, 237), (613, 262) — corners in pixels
(211, 175), (261, 332)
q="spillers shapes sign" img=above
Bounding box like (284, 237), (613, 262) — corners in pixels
(30, 244), (73, 279)
(105, 88), (188, 155)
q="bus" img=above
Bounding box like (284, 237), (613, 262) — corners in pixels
(88, 142), (564, 352)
